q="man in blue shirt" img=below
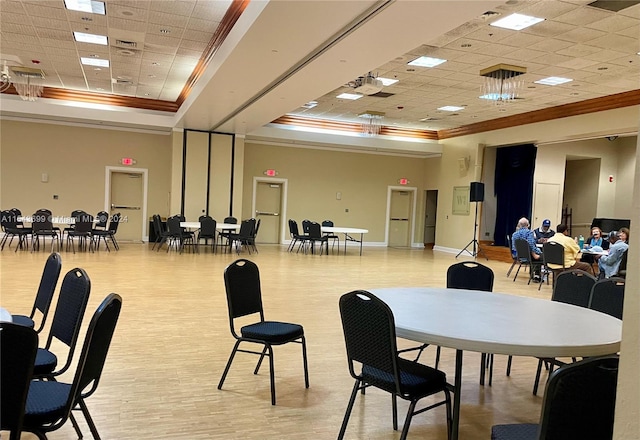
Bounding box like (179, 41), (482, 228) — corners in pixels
(596, 230), (628, 279)
(511, 217), (542, 280)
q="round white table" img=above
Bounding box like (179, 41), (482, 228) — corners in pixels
(0, 307), (13, 322)
(371, 287), (622, 440)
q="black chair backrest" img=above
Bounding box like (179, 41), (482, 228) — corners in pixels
(238, 219), (255, 237)
(302, 219), (311, 234)
(73, 293), (122, 399)
(32, 252), (63, 333)
(10, 207), (26, 227)
(618, 249), (628, 273)
(339, 290), (400, 393)
(254, 218), (261, 236)
(224, 216), (237, 224)
(73, 213), (94, 233)
(108, 213), (121, 233)
(31, 210), (54, 233)
(199, 216), (217, 236)
(542, 241), (565, 268)
(223, 259), (264, 324)
(538, 356), (618, 440)
(166, 216), (182, 235)
(152, 214), (162, 236)
(94, 211), (109, 229)
(446, 261), (494, 291)
(589, 278), (625, 319)
(289, 219), (300, 237)
(44, 268), (91, 374)
(0, 323), (38, 439)
(1, 209), (17, 229)
(307, 222), (323, 239)
(322, 220), (334, 227)
(552, 269), (596, 308)
(514, 238), (532, 262)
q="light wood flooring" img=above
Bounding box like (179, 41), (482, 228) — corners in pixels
(0, 242), (556, 440)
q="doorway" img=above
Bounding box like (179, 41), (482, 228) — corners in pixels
(386, 186), (417, 248)
(424, 190), (438, 247)
(105, 167), (148, 242)
(252, 177), (288, 244)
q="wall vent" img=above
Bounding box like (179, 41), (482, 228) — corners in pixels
(115, 39), (138, 48)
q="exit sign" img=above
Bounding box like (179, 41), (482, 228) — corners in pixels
(121, 158), (136, 166)
(264, 169), (278, 177)
(398, 178), (409, 185)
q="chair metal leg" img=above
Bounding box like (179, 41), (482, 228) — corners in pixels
(69, 411), (83, 439)
(218, 340), (241, 390)
(267, 345), (276, 405)
(254, 346), (268, 374)
(435, 345), (442, 369)
(78, 398), (101, 440)
(533, 358), (544, 395)
(301, 337), (309, 388)
(506, 260), (517, 277)
(392, 394), (398, 430)
(399, 400), (418, 440)
(337, 379), (361, 440)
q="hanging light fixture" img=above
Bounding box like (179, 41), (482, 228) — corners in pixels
(5, 66), (46, 101)
(358, 110), (385, 136)
(479, 63), (526, 104)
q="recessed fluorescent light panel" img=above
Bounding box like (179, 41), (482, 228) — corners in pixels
(74, 32), (107, 45)
(302, 101), (318, 109)
(490, 13), (544, 31)
(336, 93), (362, 100)
(81, 57), (109, 67)
(438, 105), (464, 111)
(408, 56), (447, 68)
(377, 77), (399, 86)
(535, 76), (573, 86)
(64, 0), (106, 14)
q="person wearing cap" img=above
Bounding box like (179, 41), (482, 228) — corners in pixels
(595, 230), (629, 279)
(547, 224), (593, 274)
(533, 219), (555, 244)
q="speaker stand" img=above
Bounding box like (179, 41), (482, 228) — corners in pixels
(456, 201), (488, 260)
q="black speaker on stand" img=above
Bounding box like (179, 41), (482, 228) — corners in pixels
(456, 182), (488, 260)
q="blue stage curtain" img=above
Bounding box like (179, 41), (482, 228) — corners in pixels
(493, 144), (537, 247)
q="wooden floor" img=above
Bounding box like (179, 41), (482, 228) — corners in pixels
(1, 243), (555, 440)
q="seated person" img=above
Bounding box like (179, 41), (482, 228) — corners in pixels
(596, 230), (629, 279)
(547, 224), (593, 274)
(533, 219), (555, 243)
(619, 227), (630, 244)
(512, 218), (542, 279)
(584, 226), (603, 249)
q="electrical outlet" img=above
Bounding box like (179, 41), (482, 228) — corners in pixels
(345, 208), (349, 213)
(53, 195), (59, 200)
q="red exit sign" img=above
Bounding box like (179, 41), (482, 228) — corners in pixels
(121, 157), (136, 166)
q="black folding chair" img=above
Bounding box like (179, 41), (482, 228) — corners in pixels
(11, 252), (62, 333)
(23, 293), (122, 440)
(540, 241), (565, 290)
(492, 356), (618, 440)
(218, 259), (309, 405)
(197, 215), (217, 253)
(513, 239), (542, 284)
(1, 323), (38, 440)
(338, 290), (452, 440)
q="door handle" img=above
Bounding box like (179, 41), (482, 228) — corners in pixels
(111, 204), (140, 210)
(390, 218), (409, 221)
(255, 211), (279, 216)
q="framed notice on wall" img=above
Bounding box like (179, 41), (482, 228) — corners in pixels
(452, 186), (470, 215)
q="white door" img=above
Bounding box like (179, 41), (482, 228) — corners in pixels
(532, 183), (561, 230)
(389, 190), (412, 247)
(424, 190), (438, 245)
(110, 171), (144, 242)
(254, 182), (282, 244)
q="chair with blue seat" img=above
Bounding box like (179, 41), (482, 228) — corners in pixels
(33, 268), (91, 380)
(11, 252), (62, 333)
(0, 322), (39, 440)
(338, 290), (452, 440)
(22, 293), (122, 440)
(491, 355), (618, 440)
(218, 259), (309, 405)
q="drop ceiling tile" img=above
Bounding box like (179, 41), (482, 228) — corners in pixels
(584, 49), (632, 62)
(522, 20), (576, 37)
(0, 23), (38, 36)
(553, 6), (612, 25)
(149, 0), (195, 17)
(175, 47), (203, 58)
(501, 47), (548, 62)
(0, 1), (26, 14)
(556, 57), (600, 69)
(616, 25), (640, 38)
(181, 28), (214, 43)
(1, 32), (39, 44)
(586, 14), (639, 32)
(618, 2), (640, 18)
(527, 37), (575, 52)
(108, 17), (148, 32)
(556, 43), (604, 57)
(30, 16), (71, 31)
(556, 26), (608, 43)
(608, 54), (640, 68)
(588, 34), (639, 52)
(464, 27), (513, 43)
(178, 39), (207, 52)
(147, 10), (189, 28)
(108, 4), (149, 22)
(472, 42), (519, 57)
(192, 0), (230, 21)
(0, 11), (29, 26)
(498, 32), (548, 48)
(61, 76), (89, 89)
(145, 34), (180, 48)
(22, 3), (67, 20)
(144, 42), (178, 55)
(66, 10), (108, 26)
(186, 17), (220, 33)
(518, 0), (580, 19)
(38, 38), (77, 50)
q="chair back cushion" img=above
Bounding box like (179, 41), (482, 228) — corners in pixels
(307, 222), (323, 239)
(543, 241), (565, 267)
(552, 269), (596, 308)
(34, 252), (63, 315)
(514, 239), (532, 262)
(446, 262), (494, 291)
(48, 268), (91, 347)
(199, 217), (217, 236)
(589, 278), (625, 319)
(223, 259), (264, 319)
(538, 356), (618, 440)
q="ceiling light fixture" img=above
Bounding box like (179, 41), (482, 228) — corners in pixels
(535, 76), (573, 86)
(479, 63), (526, 104)
(490, 13), (544, 31)
(0, 64), (46, 101)
(81, 57), (109, 67)
(438, 106), (464, 112)
(408, 56), (447, 68)
(377, 77), (399, 86)
(74, 31), (108, 45)
(358, 110), (385, 136)
(64, 0), (106, 14)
